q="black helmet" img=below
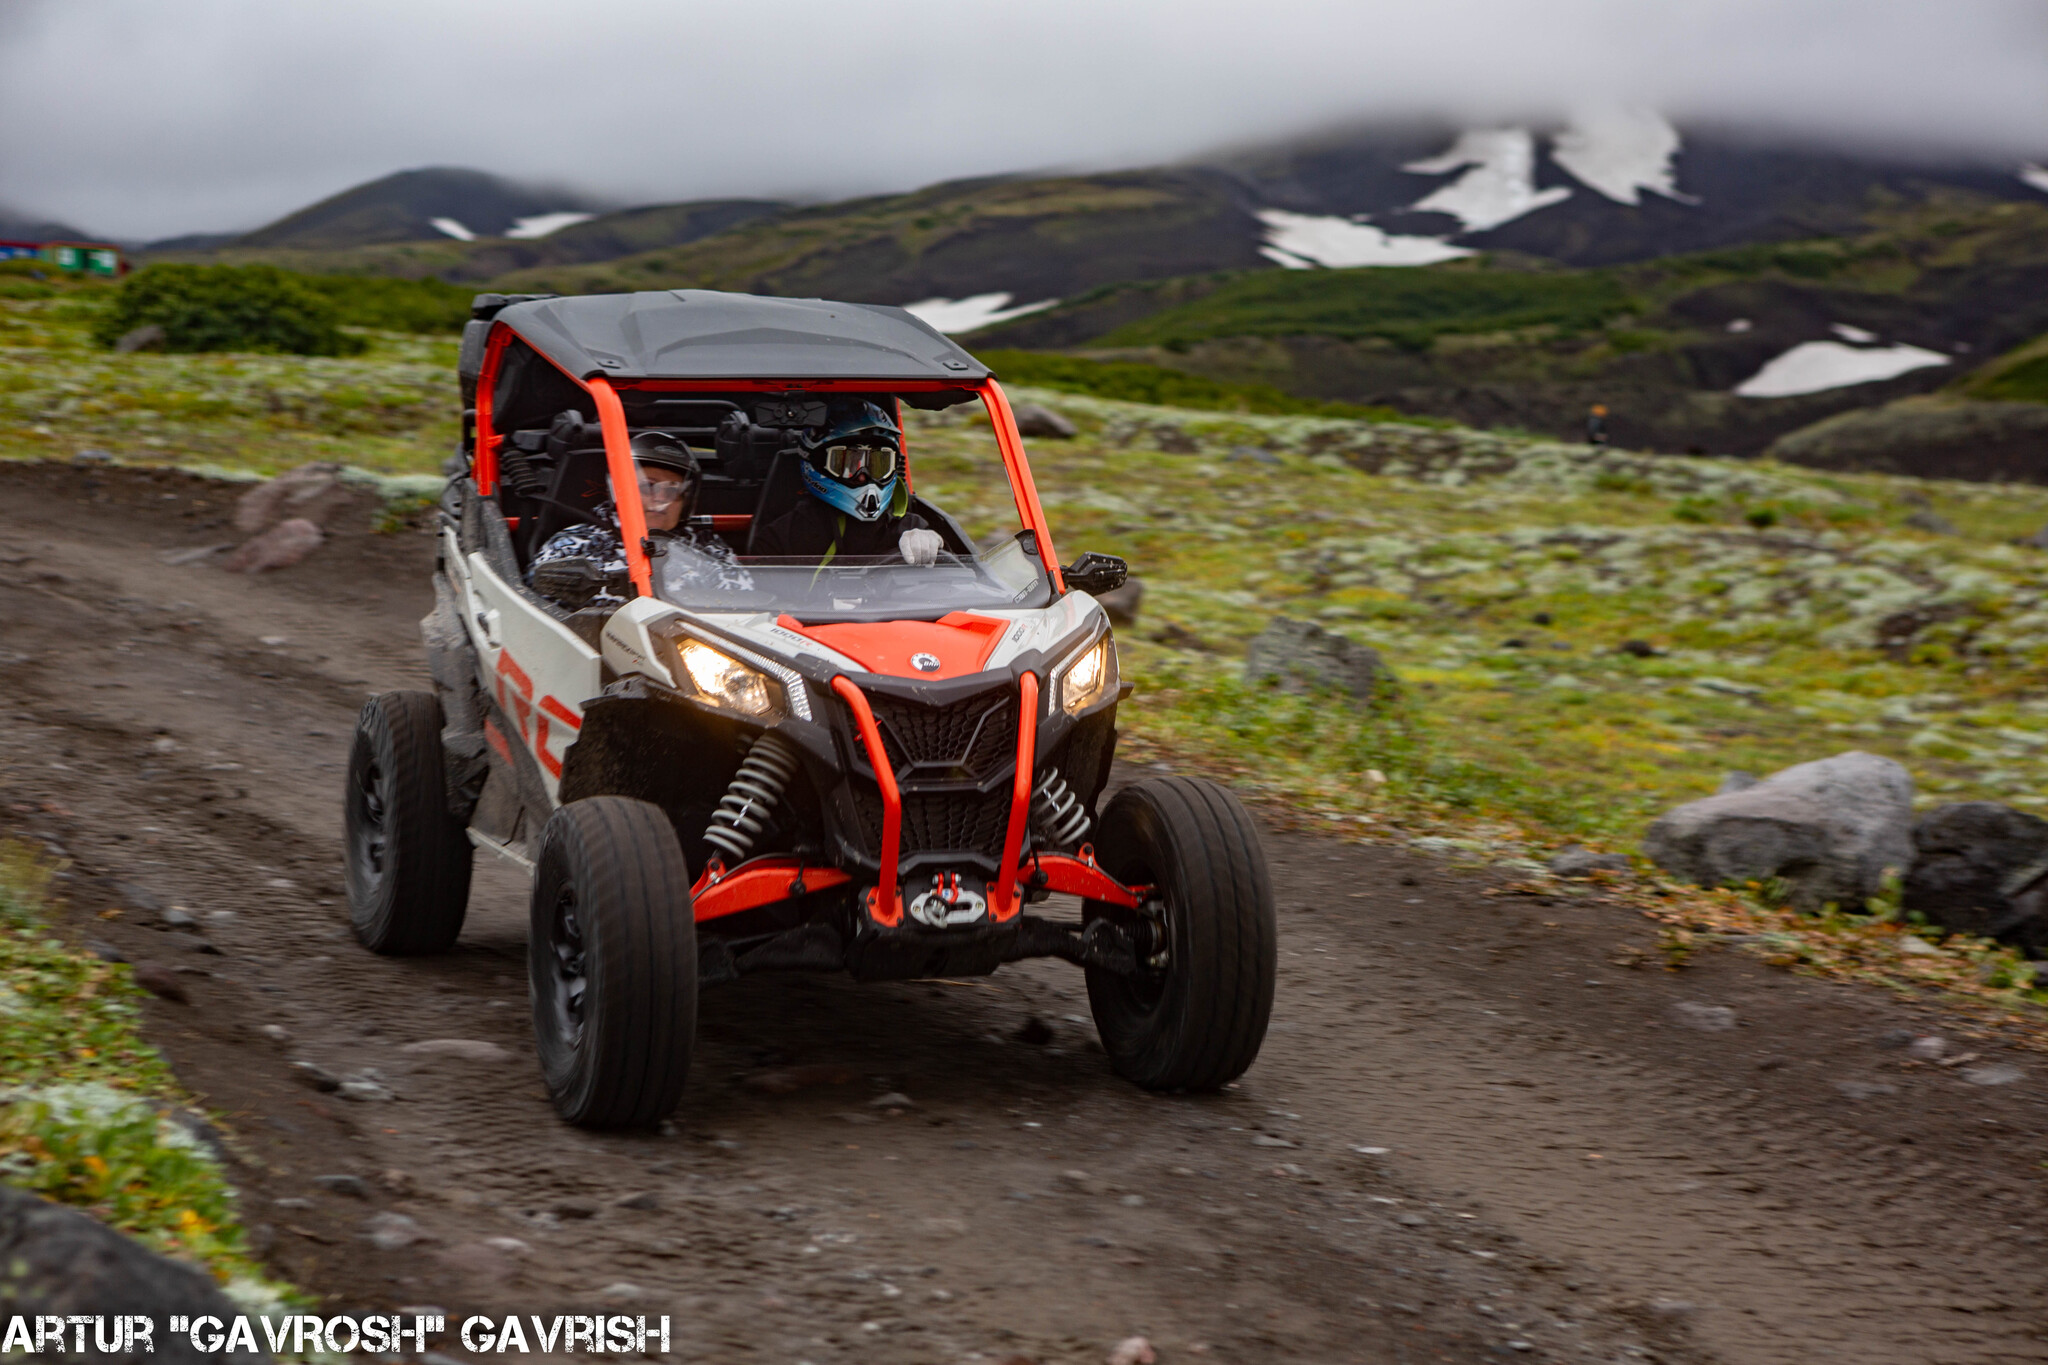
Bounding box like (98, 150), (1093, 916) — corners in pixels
(629, 430), (700, 480)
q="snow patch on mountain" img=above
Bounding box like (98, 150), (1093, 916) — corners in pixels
(2022, 164), (2048, 195)
(1256, 210), (1471, 269)
(1735, 341), (1949, 398)
(903, 293), (1058, 334)
(1551, 108), (1693, 206)
(506, 212), (595, 240)
(430, 217), (475, 241)
(1402, 129), (1572, 233)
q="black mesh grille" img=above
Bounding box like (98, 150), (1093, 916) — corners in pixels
(852, 786), (1014, 865)
(869, 687), (1018, 781)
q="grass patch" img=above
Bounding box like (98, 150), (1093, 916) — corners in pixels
(973, 349), (1442, 423)
(1961, 329), (2048, 406)
(1095, 262), (1635, 351)
(0, 841), (288, 1300)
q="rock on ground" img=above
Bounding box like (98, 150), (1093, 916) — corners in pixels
(1641, 751), (1914, 909)
(224, 517), (323, 573)
(113, 324), (166, 354)
(1011, 403), (1077, 439)
(1096, 576), (1143, 627)
(1548, 845), (1631, 877)
(1243, 618), (1398, 703)
(233, 460), (354, 536)
(0, 1183), (263, 1359)
(1903, 801), (2048, 952)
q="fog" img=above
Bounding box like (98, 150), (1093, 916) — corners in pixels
(5, 0), (2045, 239)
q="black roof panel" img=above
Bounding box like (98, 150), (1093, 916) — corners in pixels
(494, 290), (991, 384)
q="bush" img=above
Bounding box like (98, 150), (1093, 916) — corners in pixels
(93, 264), (365, 355)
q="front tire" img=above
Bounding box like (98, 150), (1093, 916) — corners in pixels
(344, 691), (473, 954)
(529, 797), (697, 1129)
(1084, 776), (1276, 1091)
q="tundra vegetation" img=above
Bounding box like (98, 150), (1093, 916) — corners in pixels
(3, 283), (2044, 1026)
(0, 842), (285, 1303)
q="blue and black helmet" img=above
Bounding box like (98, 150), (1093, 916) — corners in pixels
(798, 400), (908, 523)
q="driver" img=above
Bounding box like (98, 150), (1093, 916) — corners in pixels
(750, 400), (945, 566)
(527, 430), (750, 609)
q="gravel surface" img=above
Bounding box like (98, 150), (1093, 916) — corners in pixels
(2, 460), (2045, 1363)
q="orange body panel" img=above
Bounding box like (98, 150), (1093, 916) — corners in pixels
(779, 611), (1008, 680)
(691, 860), (854, 922)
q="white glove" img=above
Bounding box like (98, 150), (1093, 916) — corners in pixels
(899, 528), (943, 567)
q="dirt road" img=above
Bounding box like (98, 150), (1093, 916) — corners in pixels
(3, 460), (2046, 1364)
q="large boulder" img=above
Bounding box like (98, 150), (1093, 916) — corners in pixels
(1243, 618), (1397, 703)
(1011, 403), (1077, 439)
(1096, 576), (1143, 627)
(1641, 751), (1914, 909)
(1904, 802), (2048, 952)
(233, 461), (354, 536)
(224, 517), (323, 573)
(0, 1183), (265, 1360)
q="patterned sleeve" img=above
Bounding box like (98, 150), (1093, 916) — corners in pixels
(658, 528), (756, 594)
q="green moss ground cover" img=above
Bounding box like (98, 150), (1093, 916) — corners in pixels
(0, 842), (288, 1304)
(0, 294), (456, 478)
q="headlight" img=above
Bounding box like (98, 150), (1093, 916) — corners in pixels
(674, 639), (784, 720)
(1059, 636), (1118, 717)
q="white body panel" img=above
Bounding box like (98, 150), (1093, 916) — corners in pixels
(443, 526), (600, 805)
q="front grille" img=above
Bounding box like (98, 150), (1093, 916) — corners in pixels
(852, 786), (1013, 866)
(868, 686), (1018, 782)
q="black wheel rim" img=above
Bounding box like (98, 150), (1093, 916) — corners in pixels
(547, 886), (588, 1050)
(348, 751), (388, 889)
(1098, 860), (1171, 1013)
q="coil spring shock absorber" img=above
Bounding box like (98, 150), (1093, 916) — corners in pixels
(1029, 771), (1091, 852)
(703, 731), (800, 866)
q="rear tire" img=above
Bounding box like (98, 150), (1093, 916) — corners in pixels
(344, 691), (472, 955)
(1084, 776), (1276, 1091)
(529, 797), (697, 1129)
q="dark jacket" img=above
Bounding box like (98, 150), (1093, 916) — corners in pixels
(751, 497), (927, 561)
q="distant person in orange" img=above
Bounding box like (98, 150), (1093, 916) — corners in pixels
(1585, 403), (1610, 447)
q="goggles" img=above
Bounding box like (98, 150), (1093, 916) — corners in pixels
(819, 441), (899, 484)
(636, 469), (693, 509)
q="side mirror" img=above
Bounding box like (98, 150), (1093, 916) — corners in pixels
(1062, 552), (1128, 596)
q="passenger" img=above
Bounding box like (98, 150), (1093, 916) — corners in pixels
(527, 431), (751, 609)
(750, 401), (945, 565)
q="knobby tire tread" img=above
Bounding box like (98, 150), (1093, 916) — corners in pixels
(349, 691), (471, 955)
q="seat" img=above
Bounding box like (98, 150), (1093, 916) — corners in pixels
(523, 428), (613, 566)
(744, 450), (806, 556)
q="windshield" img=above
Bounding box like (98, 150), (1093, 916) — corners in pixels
(653, 533), (1053, 619)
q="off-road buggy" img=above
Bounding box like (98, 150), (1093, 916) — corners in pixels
(344, 289), (1276, 1128)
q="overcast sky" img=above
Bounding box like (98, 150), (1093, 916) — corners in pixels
(5, 0), (2045, 240)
